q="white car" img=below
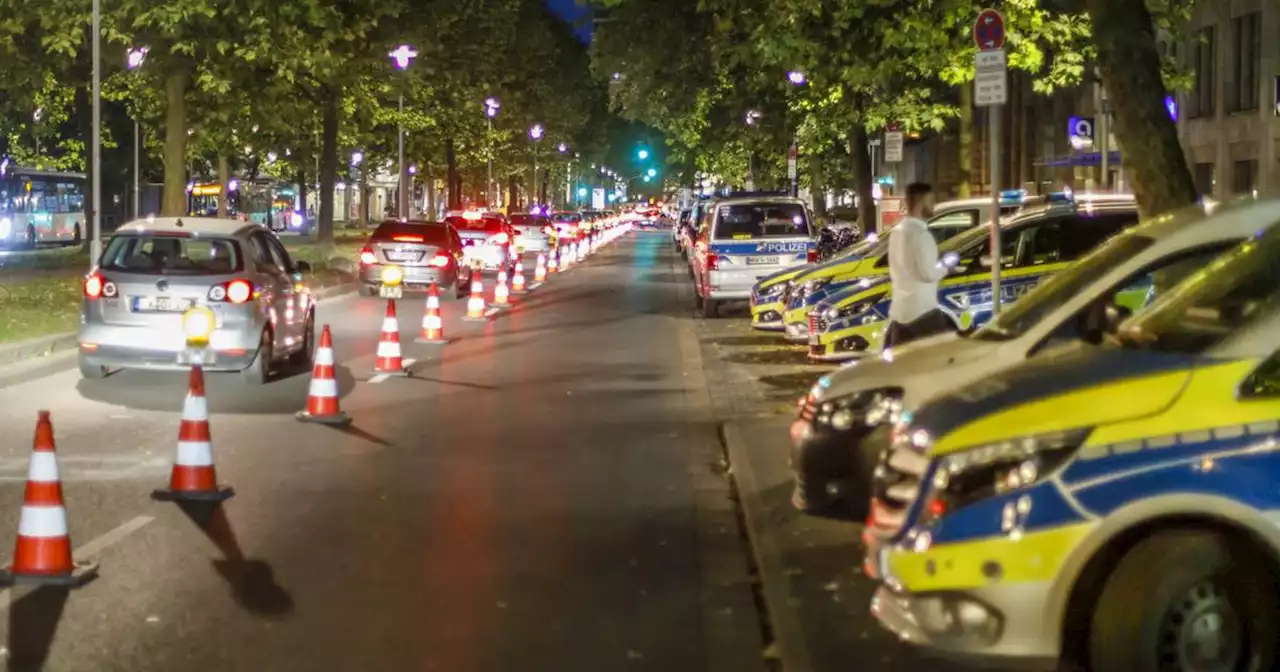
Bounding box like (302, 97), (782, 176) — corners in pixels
(509, 213), (551, 252)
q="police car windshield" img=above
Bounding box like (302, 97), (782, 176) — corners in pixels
(714, 203), (809, 239)
(974, 232), (1156, 341)
(1116, 227), (1280, 354)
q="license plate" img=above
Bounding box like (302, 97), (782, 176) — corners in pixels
(747, 256), (779, 266)
(133, 296), (194, 313)
(379, 285), (403, 299)
(386, 249), (423, 262)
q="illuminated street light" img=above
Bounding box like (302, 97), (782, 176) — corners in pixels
(745, 109), (762, 125)
(351, 151), (364, 165)
(557, 143), (568, 153)
(484, 97), (501, 118)
(388, 44), (418, 70)
(126, 46), (148, 70)
(529, 124), (544, 140)
(408, 165), (418, 175)
(484, 97), (500, 205)
(787, 71), (807, 85)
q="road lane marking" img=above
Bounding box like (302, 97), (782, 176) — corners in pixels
(0, 456), (170, 482)
(0, 515), (155, 623)
(368, 359), (416, 384)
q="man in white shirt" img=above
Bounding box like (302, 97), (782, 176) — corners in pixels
(885, 183), (959, 348)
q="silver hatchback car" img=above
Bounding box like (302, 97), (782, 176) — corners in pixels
(78, 217), (316, 384)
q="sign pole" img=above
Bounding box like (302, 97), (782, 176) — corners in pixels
(974, 7), (1007, 317)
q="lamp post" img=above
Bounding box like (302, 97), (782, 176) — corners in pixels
(557, 143), (569, 207)
(744, 109), (762, 190)
(388, 45), (417, 219)
(126, 47), (148, 219)
(529, 124), (544, 207)
(484, 97), (500, 207)
(351, 150), (364, 225)
(786, 72), (806, 197)
(89, 0), (101, 265)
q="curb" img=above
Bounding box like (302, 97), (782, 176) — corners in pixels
(722, 421), (815, 672)
(0, 281), (357, 369)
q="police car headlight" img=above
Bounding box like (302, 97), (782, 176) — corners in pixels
(914, 428), (1091, 525)
(825, 296), (884, 322)
(806, 388), (901, 432)
(762, 282), (787, 298)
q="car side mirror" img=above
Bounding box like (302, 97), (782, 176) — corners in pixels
(295, 260), (312, 273)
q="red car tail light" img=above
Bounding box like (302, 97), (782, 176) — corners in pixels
(706, 252), (719, 270)
(85, 272), (116, 300)
(807, 248), (818, 263)
(208, 279), (254, 303)
(430, 254), (451, 268)
(359, 247), (376, 265)
(392, 234), (424, 243)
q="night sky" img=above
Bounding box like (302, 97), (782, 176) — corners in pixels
(546, 0), (592, 42)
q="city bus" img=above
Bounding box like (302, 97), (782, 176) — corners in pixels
(187, 179), (301, 231)
(0, 162), (86, 248)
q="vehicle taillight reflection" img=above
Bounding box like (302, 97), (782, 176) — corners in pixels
(706, 252), (719, 270)
(806, 248), (818, 263)
(359, 247), (376, 265)
(226, 279), (253, 303)
(84, 273), (104, 300)
(491, 232), (509, 245)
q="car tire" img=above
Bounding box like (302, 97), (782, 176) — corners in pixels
(241, 329), (273, 385)
(289, 315), (316, 369)
(358, 284), (376, 297)
(78, 354), (108, 380)
(24, 226), (36, 250)
(702, 297), (719, 318)
(1088, 529), (1278, 672)
(70, 223), (82, 247)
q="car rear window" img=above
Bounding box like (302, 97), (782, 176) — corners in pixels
(510, 215), (549, 227)
(714, 203), (809, 239)
(371, 222), (450, 244)
(445, 216), (504, 233)
(552, 213), (582, 223)
(101, 234), (242, 275)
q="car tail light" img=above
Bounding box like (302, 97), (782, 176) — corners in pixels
(392, 234), (424, 243)
(707, 252), (719, 270)
(84, 272), (116, 300)
(359, 247), (376, 265)
(543, 225), (554, 235)
(807, 248), (819, 263)
(209, 279), (254, 303)
(491, 232), (509, 245)
(430, 254), (451, 268)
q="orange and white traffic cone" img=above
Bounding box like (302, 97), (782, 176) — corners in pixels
(464, 274), (489, 321)
(153, 366), (234, 503)
(296, 325), (351, 425)
(494, 268), (511, 308)
(561, 244), (573, 270)
(415, 283), (449, 345)
(512, 260), (527, 294)
(534, 254), (547, 284)
(548, 248), (560, 274)
(373, 300), (409, 376)
(0, 412), (98, 587)
(577, 240), (587, 263)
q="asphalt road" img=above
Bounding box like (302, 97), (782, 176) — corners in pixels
(0, 231), (762, 671)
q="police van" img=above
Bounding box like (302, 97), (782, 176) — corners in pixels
(690, 194), (817, 318)
(807, 195), (1138, 361)
(868, 221), (1280, 670)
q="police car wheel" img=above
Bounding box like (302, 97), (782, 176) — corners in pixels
(1088, 530), (1277, 672)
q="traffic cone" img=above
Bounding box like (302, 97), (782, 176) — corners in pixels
(373, 299), (409, 376)
(296, 325), (351, 425)
(534, 254), (547, 284)
(414, 283), (449, 344)
(512, 261), (527, 294)
(153, 366), (235, 503)
(561, 244), (573, 270)
(547, 249), (559, 274)
(577, 240), (587, 263)
(0, 412), (99, 587)
(494, 268), (511, 308)
(464, 275), (489, 321)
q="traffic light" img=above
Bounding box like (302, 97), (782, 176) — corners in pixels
(637, 148), (650, 160)
(646, 168), (657, 178)
(643, 176), (652, 183)
(577, 187), (588, 197)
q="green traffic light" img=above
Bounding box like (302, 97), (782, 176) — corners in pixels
(646, 168), (657, 177)
(637, 148), (650, 160)
(643, 175), (651, 182)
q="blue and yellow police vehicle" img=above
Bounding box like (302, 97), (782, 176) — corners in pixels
(807, 194), (1138, 362)
(867, 223), (1280, 670)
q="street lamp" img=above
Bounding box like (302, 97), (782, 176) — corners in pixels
(785, 73), (806, 196)
(529, 124), (544, 206)
(484, 97), (500, 207)
(126, 47), (149, 219)
(557, 143), (568, 153)
(787, 71), (807, 85)
(388, 44), (417, 218)
(89, 0), (102, 265)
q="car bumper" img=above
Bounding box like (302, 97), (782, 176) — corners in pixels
(783, 321), (810, 343)
(870, 583), (1059, 668)
(359, 264), (456, 291)
(462, 245), (509, 269)
(78, 323), (260, 372)
(788, 421), (878, 517)
(517, 238), (550, 252)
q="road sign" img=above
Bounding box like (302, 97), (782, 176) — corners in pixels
(1068, 116), (1095, 150)
(884, 130), (904, 163)
(974, 9), (1005, 51)
(974, 49), (1008, 106)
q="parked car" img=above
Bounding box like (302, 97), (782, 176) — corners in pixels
(509, 213), (552, 252)
(444, 212), (516, 270)
(357, 219), (472, 299)
(78, 217), (315, 384)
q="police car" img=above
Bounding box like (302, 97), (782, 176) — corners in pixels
(806, 194), (1139, 362)
(689, 193), (817, 318)
(790, 196), (1280, 517)
(868, 221), (1280, 670)
(770, 197), (1024, 341)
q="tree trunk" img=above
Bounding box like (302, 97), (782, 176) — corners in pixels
(850, 127), (875, 232)
(317, 89), (339, 243)
(216, 155), (230, 217)
(426, 161), (436, 220)
(508, 174), (520, 210)
(808, 154), (827, 219)
(1084, 0), (1196, 217)
(957, 85), (974, 198)
(161, 69), (190, 216)
(445, 139), (461, 210)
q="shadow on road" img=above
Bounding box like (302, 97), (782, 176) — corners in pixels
(175, 502), (295, 619)
(74, 364), (358, 415)
(321, 422), (395, 449)
(6, 586), (69, 672)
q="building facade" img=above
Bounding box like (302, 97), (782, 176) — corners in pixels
(1178, 0), (1279, 198)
